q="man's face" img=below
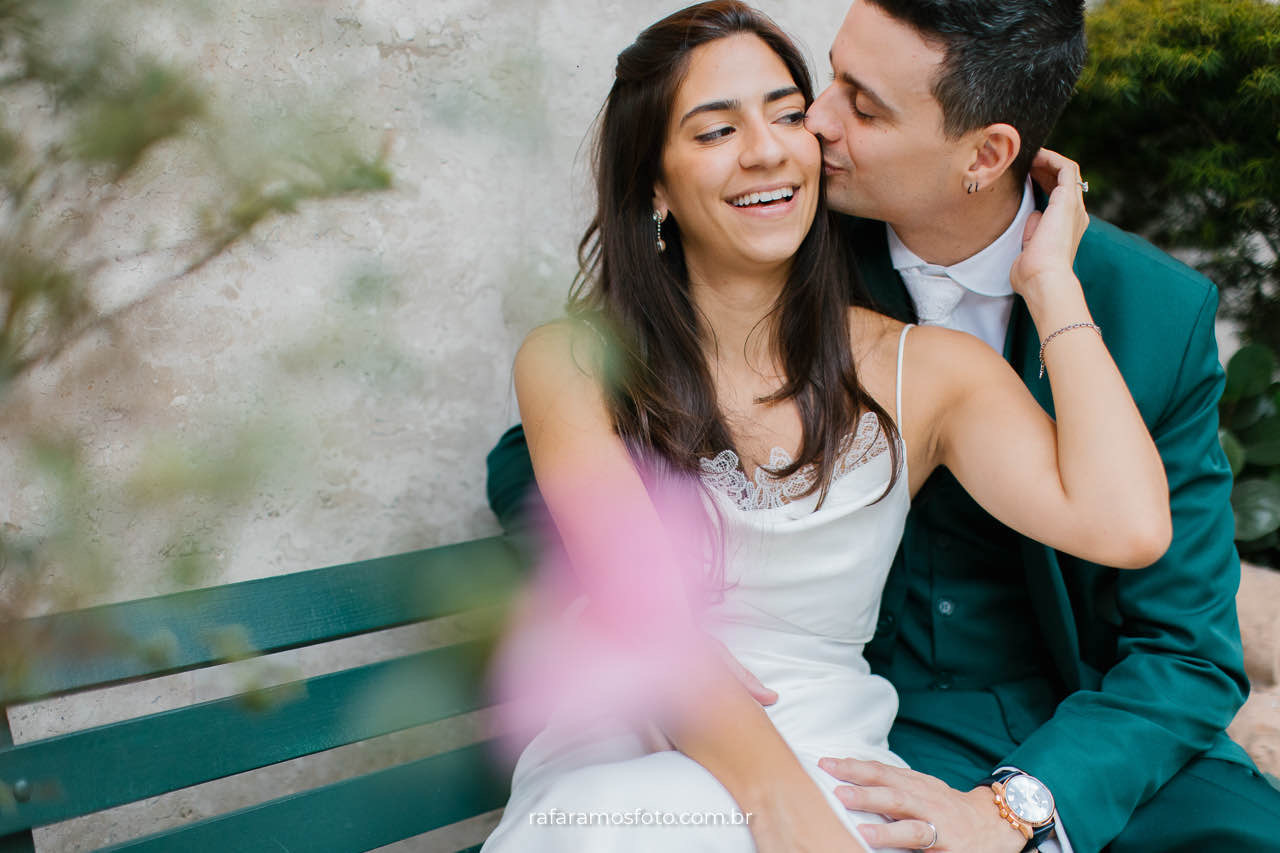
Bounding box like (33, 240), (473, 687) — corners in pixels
(805, 1), (970, 227)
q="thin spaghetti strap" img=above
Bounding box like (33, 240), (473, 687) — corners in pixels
(895, 323), (913, 433)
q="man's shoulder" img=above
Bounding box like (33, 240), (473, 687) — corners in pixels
(1076, 216), (1217, 316)
(1073, 217), (1224, 420)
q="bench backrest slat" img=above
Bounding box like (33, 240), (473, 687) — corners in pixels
(95, 740), (509, 853)
(2, 535), (526, 850)
(0, 641), (496, 835)
(2, 537), (521, 705)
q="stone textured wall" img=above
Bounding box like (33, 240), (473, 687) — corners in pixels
(1, 1), (849, 849)
(2, 0), (850, 604)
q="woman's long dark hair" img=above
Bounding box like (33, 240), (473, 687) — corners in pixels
(570, 0), (900, 508)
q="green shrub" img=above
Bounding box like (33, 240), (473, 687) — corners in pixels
(1221, 343), (1280, 568)
(1053, 0), (1280, 351)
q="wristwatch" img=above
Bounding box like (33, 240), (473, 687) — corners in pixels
(978, 769), (1056, 851)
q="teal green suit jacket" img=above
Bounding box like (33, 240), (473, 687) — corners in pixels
(845, 212), (1252, 853)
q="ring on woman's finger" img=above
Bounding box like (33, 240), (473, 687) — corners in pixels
(919, 820), (939, 850)
(1077, 179), (1089, 193)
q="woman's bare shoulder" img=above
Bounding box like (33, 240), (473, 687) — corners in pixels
(895, 324), (1019, 425)
(847, 307), (988, 361)
(516, 319), (607, 382)
(906, 323), (1009, 375)
(512, 319), (616, 430)
(846, 306), (907, 366)
(848, 305), (897, 341)
(846, 308), (1012, 406)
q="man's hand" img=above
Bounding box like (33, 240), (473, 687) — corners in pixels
(818, 758), (1027, 852)
(1009, 147), (1089, 302)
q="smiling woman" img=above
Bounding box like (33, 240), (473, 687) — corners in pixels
(481, 3), (902, 851)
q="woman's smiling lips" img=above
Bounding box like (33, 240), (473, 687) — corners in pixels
(725, 184), (801, 217)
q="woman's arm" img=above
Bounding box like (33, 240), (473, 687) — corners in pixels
(914, 150), (1171, 569)
(514, 322), (863, 852)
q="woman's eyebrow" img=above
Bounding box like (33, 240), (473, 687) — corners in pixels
(764, 85), (802, 104)
(680, 99), (740, 126)
(679, 86), (803, 127)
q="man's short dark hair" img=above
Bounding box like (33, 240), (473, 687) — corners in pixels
(867, 0), (1086, 183)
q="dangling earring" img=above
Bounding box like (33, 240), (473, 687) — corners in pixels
(967, 182), (979, 194)
(653, 209), (667, 253)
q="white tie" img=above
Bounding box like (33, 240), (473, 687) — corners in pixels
(899, 265), (968, 327)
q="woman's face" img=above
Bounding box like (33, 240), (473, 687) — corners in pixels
(655, 33), (820, 283)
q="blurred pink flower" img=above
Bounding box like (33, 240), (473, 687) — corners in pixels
(487, 462), (721, 759)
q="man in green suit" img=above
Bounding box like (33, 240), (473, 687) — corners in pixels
(486, 0), (1280, 850)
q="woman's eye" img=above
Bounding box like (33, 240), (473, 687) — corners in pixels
(780, 111), (807, 125)
(695, 126), (734, 143)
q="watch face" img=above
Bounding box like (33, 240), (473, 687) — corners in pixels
(1004, 774), (1055, 826)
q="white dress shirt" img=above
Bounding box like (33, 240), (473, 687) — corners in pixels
(887, 180), (1075, 853)
(888, 178), (1033, 354)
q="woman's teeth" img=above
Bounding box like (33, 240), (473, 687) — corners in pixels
(730, 187), (795, 207)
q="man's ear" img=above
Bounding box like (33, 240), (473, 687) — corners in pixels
(963, 122), (1021, 191)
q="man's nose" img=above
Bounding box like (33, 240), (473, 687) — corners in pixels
(805, 85), (840, 142)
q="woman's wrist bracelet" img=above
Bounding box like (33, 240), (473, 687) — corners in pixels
(1039, 322), (1103, 379)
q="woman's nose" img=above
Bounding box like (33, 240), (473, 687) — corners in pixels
(739, 121), (787, 169)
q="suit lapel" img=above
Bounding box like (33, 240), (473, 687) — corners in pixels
(846, 216), (917, 324)
(1009, 295), (1087, 691)
(848, 217), (917, 659)
(1009, 294), (1052, 409)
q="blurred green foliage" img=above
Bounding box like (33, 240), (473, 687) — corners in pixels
(1221, 342), (1280, 568)
(0, 0), (390, 387)
(73, 64), (205, 178)
(0, 0), (390, 652)
(1053, 0), (1280, 351)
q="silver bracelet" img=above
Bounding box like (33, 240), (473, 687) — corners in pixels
(1039, 322), (1102, 379)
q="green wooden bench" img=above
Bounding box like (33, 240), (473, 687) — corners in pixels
(0, 536), (524, 852)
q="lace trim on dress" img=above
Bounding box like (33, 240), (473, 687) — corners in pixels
(698, 411), (889, 511)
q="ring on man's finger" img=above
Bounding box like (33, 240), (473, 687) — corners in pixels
(1077, 179), (1089, 193)
(919, 820), (939, 850)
